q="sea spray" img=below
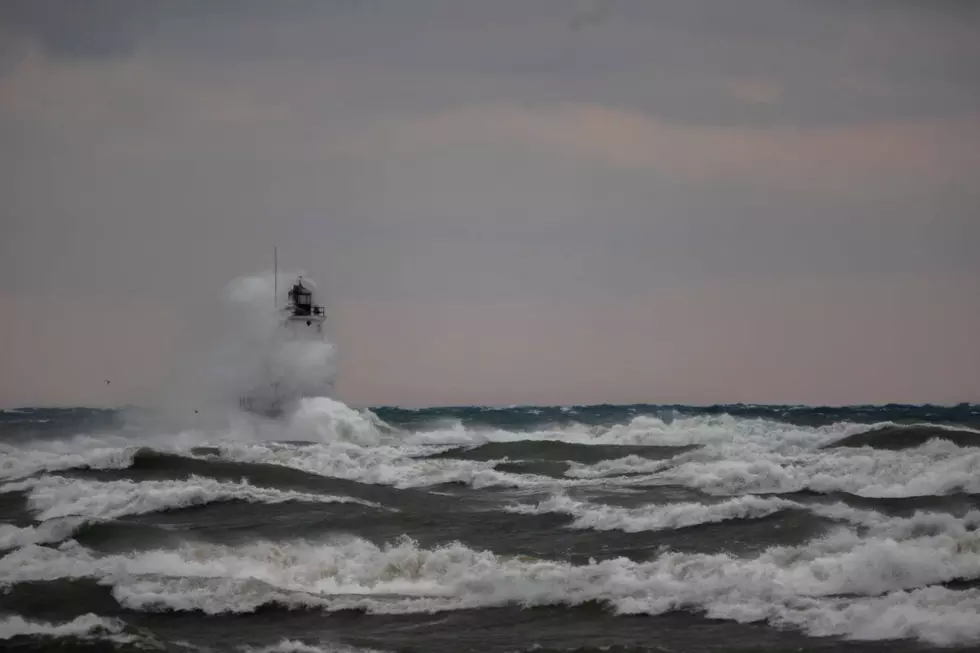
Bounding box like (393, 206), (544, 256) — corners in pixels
(129, 269), (343, 433)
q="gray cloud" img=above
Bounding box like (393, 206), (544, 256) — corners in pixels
(4, 0), (979, 125)
(1, 0), (978, 407)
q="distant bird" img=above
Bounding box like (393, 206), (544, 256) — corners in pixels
(105, 380), (110, 384)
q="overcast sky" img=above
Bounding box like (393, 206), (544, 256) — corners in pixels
(2, 0), (978, 408)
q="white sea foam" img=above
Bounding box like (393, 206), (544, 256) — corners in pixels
(211, 439), (567, 490)
(5, 407), (978, 499)
(5, 403), (979, 503)
(504, 491), (980, 549)
(2, 474), (384, 523)
(565, 433), (980, 497)
(0, 442), (139, 482)
(2, 398), (557, 492)
(504, 493), (799, 532)
(770, 585), (980, 646)
(565, 454), (674, 478)
(200, 401), (878, 492)
(0, 473), (385, 552)
(400, 413), (870, 450)
(0, 612), (153, 648)
(648, 440), (980, 497)
(0, 517), (86, 550)
(242, 639), (387, 653)
(2, 520), (979, 646)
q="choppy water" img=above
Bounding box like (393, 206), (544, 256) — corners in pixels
(2, 401), (980, 652)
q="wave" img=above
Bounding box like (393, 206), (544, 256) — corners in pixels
(194, 409), (962, 494)
(424, 440), (691, 465)
(0, 474), (388, 552)
(373, 402), (980, 432)
(242, 639), (387, 653)
(0, 443), (139, 482)
(7, 397), (974, 455)
(6, 408), (980, 498)
(0, 613), (122, 639)
(505, 493), (798, 532)
(2, 524), (979, 646)
(210, 441), (567, 490)
(2, 474), (385, 523)
(506, 492), (980, 540)
(0, 613), (152, 648)
(827, 423), (980, 450)
(0, 518), (86, 551)
(398, 413), (873, 451)
(573, 438), (980, 498)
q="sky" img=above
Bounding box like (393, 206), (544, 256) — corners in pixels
(1, 0), (978, 408)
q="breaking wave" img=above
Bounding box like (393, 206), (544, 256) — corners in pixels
(2, 523), (979, 646)
(3, 474), (384, 522)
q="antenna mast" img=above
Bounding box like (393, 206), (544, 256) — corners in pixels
(274, 246), (278, 308)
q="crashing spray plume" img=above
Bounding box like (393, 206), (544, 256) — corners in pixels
(218, 270), (336, 415)
(144, 269), (338, 430)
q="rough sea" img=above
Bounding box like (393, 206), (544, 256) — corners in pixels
(2, 401), (980, 653)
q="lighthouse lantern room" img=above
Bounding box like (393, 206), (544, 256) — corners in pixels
(283, 276), (325, 337)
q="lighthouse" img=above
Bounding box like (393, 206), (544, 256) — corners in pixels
(282, 277), (326, 339)
(237, 265), (333, 417)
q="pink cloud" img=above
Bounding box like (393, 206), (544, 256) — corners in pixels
(330, 279), (980, 407)
(354, 102), (980, 192)
(2, 277), (976, 409)
(0, 295), (181, 407)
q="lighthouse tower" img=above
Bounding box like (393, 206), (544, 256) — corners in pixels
(281, 276), (326, 339)
(237, 265), (332, 416)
